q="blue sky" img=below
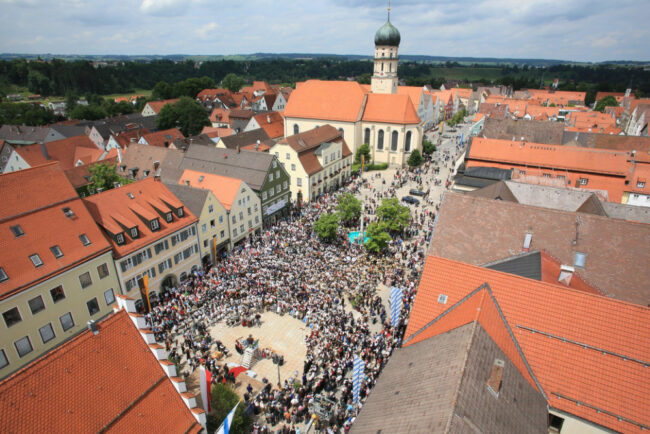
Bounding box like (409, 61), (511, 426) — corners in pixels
(0, 0), (648, 62)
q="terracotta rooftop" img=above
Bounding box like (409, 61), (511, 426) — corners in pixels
(481, 118), (565, 145)
(0, 163), (112, 299)
(250, 111), (285, 139)
(179, 169), (242, 211)
(140, 128), (185, 148)
(144, 99), (179, 114)
(405, 256), (650, 433)
(362, 93), (421, 124)
(285, 80), (367, 123)
(82, 178), (197, 258)
(13, 135), (107, 171)
(278, 125), (352, 175)
(0, 310), (201, 433)
(429, 192), (650, 306)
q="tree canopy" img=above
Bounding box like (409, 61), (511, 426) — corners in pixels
(594, 95), (619, 112)
(422, 139), (436, 155)
(221, 73), (244, 93)
(156, 96), (210, 136)
(206, 383), (251, 434)
(407, 149), (423, 167)
(336, 193), (362, 227)
(376, 198), (411, 233)
(354, 143), (371, 166)
(364, 222), (392, 254)
(313, 212), (340, 242)
(87, 162), (131, 192)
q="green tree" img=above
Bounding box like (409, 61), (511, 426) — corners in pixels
(357, 73), (371, 84)
(336, 193), (361, 227)
(206, 383), (251, 434)
(354, 143), (371, 165)
(422, 139), (436, 155)
(407, 149), (423, 167)
(70, 104), (107, 120)
(88, 162), (130, 191)
(151, 80), (174, 100)
(156, 96), (210, 136)
(313, 212), (340, 241)
(221, 73), (244, 92)
(65, 91), (78, 112)
(364, 222), (392, 254)
(376, 198), (411, 233)
(594, 95), (619, 112)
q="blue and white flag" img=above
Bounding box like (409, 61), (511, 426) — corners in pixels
(460, 132), (464, 145)
(217, 401), (240, 434)
(352, 355), (365, 405)
(390, 286), (403, 327)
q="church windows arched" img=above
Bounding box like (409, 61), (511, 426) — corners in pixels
(377, 130), (384, 150)
(381, 63), (384, 72)
(391, 131), (398, 151)
(293, 124), (299, 135)
(405, 131), (412, 152)
(364, 128), (371, 145)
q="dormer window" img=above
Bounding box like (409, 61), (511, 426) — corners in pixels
(62, 207), (75, 218)
(176, 207), (184, 218)
(79, 234), (91, 246)
(10, 225), (24, 238)
(50, 245), (63, 258)
(637, 181), (645, 188)
(150, 218), (160, 231)
(29, 254), (43, 267)
(116, 233), (125, 245)
(130, 227), (139, 239)
(166, 212), (173, 223)
(0, 267), (8, 282)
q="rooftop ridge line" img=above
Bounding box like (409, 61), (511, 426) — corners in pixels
(551, 393), (649, 430)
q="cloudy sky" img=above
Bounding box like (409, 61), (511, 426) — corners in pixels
(0, 0), (648, 62)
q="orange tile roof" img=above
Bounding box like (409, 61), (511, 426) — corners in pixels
(525, 104), (560, 120)
(468, 137), (630, 176)
(140, 128), (185, 147)
(251, 111), (285, 139)
(201, 126), (233, 138)
(145, 99), (179, 114)
(285, 80), (367, 122)
(526, 89), (586, 106)
(595, 92), (625, 104)
(241, 142), (270, 152)
(627, 163), (650, 195)
(362, 94), (421, 124)
(539, 250), (601, 295)
(0, 310), (200, 433)
(209, 108), (230, 124)
(113, 128), (150, 149)
(472, 113), (484, 123)
(396, 86), (423, 106)
(179, 169), (242, 210)
(405, 256), (650, 433)
(82, 178), (197, 258)
(0, 162), (112, 299)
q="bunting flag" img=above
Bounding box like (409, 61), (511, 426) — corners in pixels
(199, 365), (212, 412)
(390, 286), (403, 327)
(352, 355), (365, 405)
(216, 402), (240, 434)
(460, 132), (464, 145)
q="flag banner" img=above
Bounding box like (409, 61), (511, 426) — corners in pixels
(217, 401), (240, 434)
(390, 286), (403, 327)
(352, 355), (365, 405)
(199, 365), (212, 412)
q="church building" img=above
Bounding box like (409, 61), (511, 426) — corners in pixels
(283, 9), (424, 167)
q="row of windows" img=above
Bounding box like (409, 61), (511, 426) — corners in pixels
(173, 244), (199, 265)
(4, 234), (92, 277)
(120, 248), (153, 273)
(0, 290), (115, 370)
(262, 184), (287, 201)
(2, 263), (110, 329)
(365, 128), (413, 152)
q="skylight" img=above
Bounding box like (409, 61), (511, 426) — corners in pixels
(50, 245), (63, 258)
(0, 267), (8, 282)
(574, 252), (586, 268)
(62, 207), (75, 218)
(10, 225), (24, 237)
(437, 294), (448, 304)
(79, 234), (91, 246)
(29, 254), (43, 267)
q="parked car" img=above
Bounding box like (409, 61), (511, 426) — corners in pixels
(409, 188), (426, 197)
(402, 196), (420, 205)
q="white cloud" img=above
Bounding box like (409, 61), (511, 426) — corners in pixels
(140, 0), (187, 16)
(196, 22), (218, 39)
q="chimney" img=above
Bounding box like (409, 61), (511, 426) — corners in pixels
(486, 359), (504, 398)
(39, 142), (50, 160)
(558, 265), (575, 286)
(153, 160), (160, 170)
(87, 319), (99, 335)
(267, 115), (271, 124)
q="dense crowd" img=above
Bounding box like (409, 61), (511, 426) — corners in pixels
(144, 174), (439, 433)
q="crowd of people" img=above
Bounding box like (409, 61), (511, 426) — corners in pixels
(143, 171), (441, 433)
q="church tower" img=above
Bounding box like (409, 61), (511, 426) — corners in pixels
(371, 4), (401, 94)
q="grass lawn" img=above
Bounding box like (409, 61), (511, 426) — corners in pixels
(102, 88), (152, 100)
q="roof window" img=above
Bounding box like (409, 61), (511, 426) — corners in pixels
(0, 267), (8, 283)
(166, 212), (173, 223)
(486, 359), (505, 398)
(574, 252), (586, 268)
(176, 207), (184, 218)
(437, 294), (448, 304)
(62, 207), (75, 218)
(79, 234), (91, 246)
(130, 227), (139, 239)
(127, 192), (135, 199)
(29, 254), (43, 267)
(50, 245), (63, 258)
(116, 233), (125, 245)
(10, 225), (24, 237)
(523, 233), (532, 250)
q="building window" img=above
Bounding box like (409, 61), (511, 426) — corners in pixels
(166, 212), (173, 223)
(116, 233), (125, 245)
(29, 254), (43, 267)
(3, 307), (22, 327)
(405, 131), (412, 152)
(233, 228), (238, 237)
(297, 178), (302, 187)
(220, 230), (225, 238)
(87, 298), (100, 316)
(293, 124), (299, 135)
(79, 234), (91, 246)
(0, 349), (8, 369)
(637, 181), (646, 188)
(39, 323), (55, 344)
(391, 131), (398, 151)
(177, 207), (184, 217)
(202, 223), (207, 233)
(338, 128), (344, 138)
(150, 219), (160, 231)
(0, 267), (7, 283)
(291, 163), (296, 171)
(283, 181), (288, 189)
(97, 263), (109, 279)
(255, 216), (259, 224)
(104, 288), (115, 305)
(79, 272), (92, 289)
(50, 286), (65, 303)
(579, 178), (588, 186)
(574, 252), (586, 268)
(240, 224), (244, 233)
(208, 204), (214, 213)
(130, 227), (138, 239)
(10, 225), (24, 237)
(28, 296), (45, 315)
(377, 130), (384, 150)
(50, 245), (63, 258)
(364, 128), (371, 145)
(59, 312), (75, 331)
(14, 336), (33, 357)
(549, 415), (565, 432)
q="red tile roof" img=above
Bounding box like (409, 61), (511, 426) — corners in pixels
(179, 169), (242, 211)
(278, 125), (352, 175)
(144, 99), (180, 114)
(405, 256), (650, 433)
(362, 94), (421, 124)
(0, 310), (201, 433)
(82, 178), (197, 258)
(251, 111), (285, 139)
(285, 80), (367, 122)
(140, 128), (185, 148)
(209, 108), (230, 124)
(201, 126), (234, 139)
(13, 135), (104, 171)
(112, 128), (150, 149)
(0, 163), (113, 299)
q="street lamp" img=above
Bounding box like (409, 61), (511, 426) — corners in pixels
(272, 354), (284, 386)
